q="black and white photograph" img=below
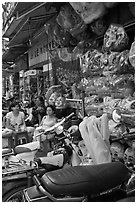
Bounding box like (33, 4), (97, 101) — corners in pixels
(2, 1), (135, 202)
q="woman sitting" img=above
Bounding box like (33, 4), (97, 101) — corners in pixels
(33, 104), (57, 155)
(2, 102), (35, 144)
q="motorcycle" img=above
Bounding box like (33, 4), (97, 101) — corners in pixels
(3, 111), (135, 202)
(22, 110), (135, 202)
(2, 112), (84, 202)
(23, 161), (134, 202)
(2, 112), (75, 165)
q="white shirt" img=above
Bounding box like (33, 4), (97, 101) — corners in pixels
(6, 111), (25, 126)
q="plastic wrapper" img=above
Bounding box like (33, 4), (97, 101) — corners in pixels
(56, 3), (86, 38)
(85, 104), (104, 117)
(112, 74), (134, 88)
(80, 49), (103, 74)
(115, 50), (135, 75)
(103, 24), (129, 52)
(102, 51), (121, 75)
(102, 50), (134, 76)
(129, 41), (135, 68)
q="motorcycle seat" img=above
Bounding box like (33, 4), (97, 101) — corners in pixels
(14, 141), (40, 154)
(41, 162), (129, 196)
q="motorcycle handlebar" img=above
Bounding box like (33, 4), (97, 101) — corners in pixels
(35, 112), (75, 138)
(64, 112), (75, 122)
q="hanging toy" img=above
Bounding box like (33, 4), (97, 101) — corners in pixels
(103, 24), (129, 52)
(110, 142), (124, 162)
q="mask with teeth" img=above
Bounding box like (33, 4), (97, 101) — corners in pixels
(123, 147), (134, 167)
(110, 142), (124, 162)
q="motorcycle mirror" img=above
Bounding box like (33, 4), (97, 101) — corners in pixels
(112, 109), (121, 123)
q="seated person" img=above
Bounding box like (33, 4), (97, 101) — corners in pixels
(2, 102), (35, 142)
(31, 96), (46, 126)
(33, 104), (57, 155)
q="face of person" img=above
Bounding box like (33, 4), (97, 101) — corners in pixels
(36, 98), (41, 106)
(12, 105), (20, 112)
(46, 107), (54, 116)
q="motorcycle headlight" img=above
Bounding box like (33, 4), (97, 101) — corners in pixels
(55, 125), (64, 135)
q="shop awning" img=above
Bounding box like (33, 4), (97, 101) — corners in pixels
(11, 2), (42, 17)
(8, 4), (58, 47)
(3, 3), (46, 38)
(3, 17), (23, 38)
(2, 46), (27, 63)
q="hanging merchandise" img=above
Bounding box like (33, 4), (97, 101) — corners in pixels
(102, 51), (121, 76)
(123, 147), (135, 167)
(80, 49), (103, 75)
(70, 3), (118, 25)
(45, 22), (61, 46)
(129, 41), (135, 68)
(58, 47), (82, 62)
(115, 50), (134, 75)
(76, 39), (99, 55)
(70, 2), (106, 24)
(58, 48), (72, 62)
(56, 3), (87, 39)
(110, 142), (124, 162)
(54, 59), (81, 88)
(103, 24), (129, 52)
(53, 22), (78, 47)
(90, 18), (107, 36)
(23, 70), (44, 101)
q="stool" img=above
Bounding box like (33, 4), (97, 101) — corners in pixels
(13, 131), (29, 147)
(2, 132), (14, 148)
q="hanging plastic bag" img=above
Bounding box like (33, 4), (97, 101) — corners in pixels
(56, 3), (86, 37)
(103, 24), (129, 52)
(129, 41), (135, 68)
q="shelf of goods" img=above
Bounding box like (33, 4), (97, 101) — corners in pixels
(77, 22), (135, 132)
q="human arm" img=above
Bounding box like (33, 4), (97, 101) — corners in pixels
(18, 112), (27, 130)
(6, 113), (15, 130)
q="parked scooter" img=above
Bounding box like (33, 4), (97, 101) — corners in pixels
(2, 112), (83, 201)
(23, 161), (134, 202)
(22, 110), (135, 202)
(2, 112), (75, 165)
